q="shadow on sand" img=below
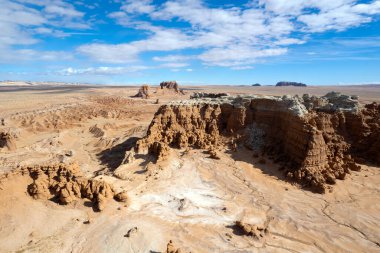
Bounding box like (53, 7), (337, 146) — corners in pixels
(226, 146), (288, 182)
(97, 136), (140, 171)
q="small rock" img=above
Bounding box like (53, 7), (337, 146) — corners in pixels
(125, 227), (138, 237)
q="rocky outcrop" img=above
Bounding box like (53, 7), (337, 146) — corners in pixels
(0, 131), (17, 151)
(133, 85), (150, 99)
(235, 220), (269, 240)
(303, 92), (360, 112)
(348, 102), (380, 164)
(89, 124), (105, 138)
(132, 93), (379, 193)
(166, 240), (183, 253)
(190, 92), (229, 99)
(2, 163), (126, 211)
(160, 81), (179, 92)
(136, 103), (222, 156)
(276, 81), (307, 87)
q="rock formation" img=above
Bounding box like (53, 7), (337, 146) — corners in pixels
(133, 85), (150, 99)
(160, 81), (180, 93)
(2, 163), (126, 211)
(190, 92), (229, 99)
(89, 125), (105, 138)
(276, 81), (307, 87)
(0, 131), (17, 151)
(166, 240), (183, 253)
(235, 220), (269, 240)
(132, 93), (379, 193)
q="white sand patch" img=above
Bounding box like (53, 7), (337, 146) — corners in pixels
(130, 158), (236, 224)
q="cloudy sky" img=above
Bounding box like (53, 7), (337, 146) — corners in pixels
(1, 0), (380, 85)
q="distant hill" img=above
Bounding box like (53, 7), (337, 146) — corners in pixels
(276, 81), (307, 87)
(252, 83), (261, 86)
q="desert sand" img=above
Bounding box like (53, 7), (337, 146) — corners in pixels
(0, 84), (379, 253)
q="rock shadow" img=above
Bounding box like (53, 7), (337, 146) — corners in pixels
(97, 136), (140, 171)
(226, 224), (245, 236)
(227, 146), (288, 182)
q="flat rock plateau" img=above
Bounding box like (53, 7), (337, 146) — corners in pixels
(0, 84), (379, 253)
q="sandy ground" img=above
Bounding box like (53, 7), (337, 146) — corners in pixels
(0, 84), (379, 253)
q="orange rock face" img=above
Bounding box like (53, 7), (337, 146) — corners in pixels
(134, 95), (379, 193)
(26, 163), (117, 210)
(136, 104), (222, 154)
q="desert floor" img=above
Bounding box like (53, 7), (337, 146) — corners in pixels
(0, 84), (379, 253)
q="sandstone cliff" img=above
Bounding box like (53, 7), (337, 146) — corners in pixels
(133, 93), (379, 193)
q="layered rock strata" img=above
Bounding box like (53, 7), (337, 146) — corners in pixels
(135, 93), (379, 193)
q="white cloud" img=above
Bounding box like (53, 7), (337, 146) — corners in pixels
(231, 66), (255, 70)
(0, 0), (89, 62)
(77, 43), (141, 63)
(44, 4), (84, 18)
(199, 46), (288, 67)
(0, 46), (73, 62)
(259, 0), (380, 32)
(101, 0), (380, 68)
(58, 66), (149, 75)
(4, 0), (379, 70)
(160, 62), (189, 68)
(120, 0), (155, 14)
(78, 27), (196, 63)
(89, 0), (301, 67)
(275, 38), (306, 46)
(152, 54), (194, 62)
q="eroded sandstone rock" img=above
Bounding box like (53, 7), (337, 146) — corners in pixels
(0, 131), (17, 151)
(131, 93), (379, 193)
(2, 163), (126, 211)
(166, 240), (183, 253)
(133, 85), (150, 99)
(235, 220), (269, 240)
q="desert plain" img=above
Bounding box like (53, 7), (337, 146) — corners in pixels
(0, 83), (379, 253)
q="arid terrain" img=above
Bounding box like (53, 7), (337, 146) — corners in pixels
(0, 84), (379, 253)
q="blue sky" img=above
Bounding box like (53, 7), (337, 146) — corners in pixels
(0, 0), (380, 85)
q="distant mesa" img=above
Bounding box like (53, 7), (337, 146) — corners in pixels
(276, 81), (307, 87)
(252, 83), (261, 86)
(160, 81), (185, 94)
(160, 81), (180, 92)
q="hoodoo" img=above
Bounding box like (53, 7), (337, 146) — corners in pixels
(134, 92), (379, 193)
(133, 85), (151, 99)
